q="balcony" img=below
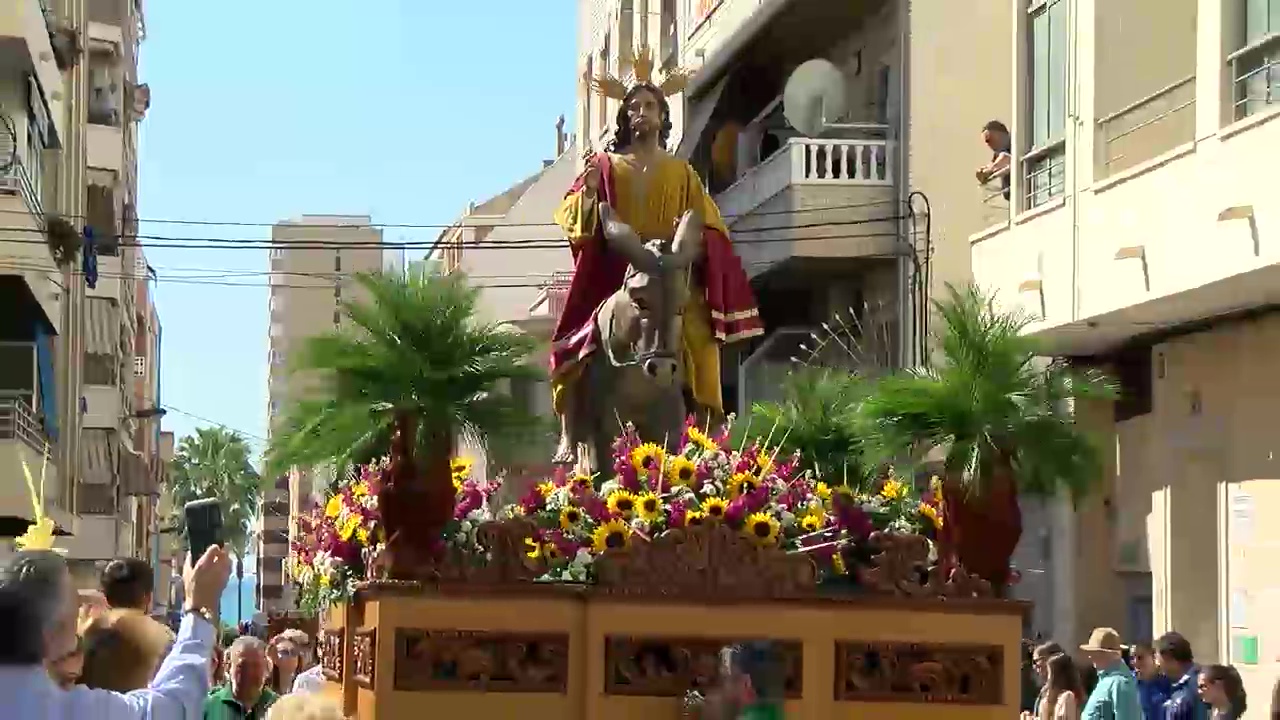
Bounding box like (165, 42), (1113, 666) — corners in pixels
(0, 166), (62, 332)
(0, 398), (72, 529)
(970, 109), (1280, 356)
(715, 136), (899, 278)
(0, 0), (64, 144)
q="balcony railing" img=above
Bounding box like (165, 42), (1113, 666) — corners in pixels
(1096, 75), (1196, 178)
(1022, 140), (1066, 210)
(0, 398), (49, 456)
(1230, 32), (1280, 121)
(0, 155), (44, 219)
(717, 136), (894, 221)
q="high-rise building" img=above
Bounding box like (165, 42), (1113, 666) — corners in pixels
(260, 215), (383, 611)
(2, 0), (160, 579)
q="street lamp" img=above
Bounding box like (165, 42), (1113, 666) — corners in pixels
(131, 407), (168, 420)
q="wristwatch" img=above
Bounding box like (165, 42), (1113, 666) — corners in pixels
(183, 604), (216, 625)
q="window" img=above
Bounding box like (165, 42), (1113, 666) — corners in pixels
(660, 0), (679, 63)
(333, 309), (341, 325)
(334, 253), (342, 272)
(133, 356), (146, 378)
(598, 33), (611, 131)
(1024, 0), (1069, 209)
(1230, 0), (1280, 120)
(269, 349), (284, 367)
(334, 283), (341, 299)
(618, 1), (634, 76)
(24, 76), (48, 215)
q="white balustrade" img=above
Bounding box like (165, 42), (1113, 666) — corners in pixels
(717, 137), (894, 223)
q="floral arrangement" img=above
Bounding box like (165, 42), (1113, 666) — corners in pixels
(501, 415), (944, 583)
(288, 457), (500, 611)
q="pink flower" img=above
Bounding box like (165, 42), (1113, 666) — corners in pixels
(833, 495), (874, 539)
(582, 494), (609, 522)
(724, 496), (750, 527)
(518, 484), (545, 514)
(667, 499), (687, 529)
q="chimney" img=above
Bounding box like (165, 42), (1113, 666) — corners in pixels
(555, 115), (567, 156)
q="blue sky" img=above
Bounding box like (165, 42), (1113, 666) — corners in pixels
(139, 1), (577, 451)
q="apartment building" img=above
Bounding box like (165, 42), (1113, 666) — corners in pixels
(262, 215), (383, 611)
(2, 0), (159, 576)
(969, 0), (1280, 701)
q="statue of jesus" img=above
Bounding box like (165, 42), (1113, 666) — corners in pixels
(548, 47), (765, 464)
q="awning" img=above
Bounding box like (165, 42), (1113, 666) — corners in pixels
(675, 72), (732, 159)
(80, 429), (117, 485)
(85, 297), (119, 356)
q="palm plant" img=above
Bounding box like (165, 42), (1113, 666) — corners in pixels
(735, 367), (877, 491)
(264, 270), (542, 577)
(168, 426), (262, 621)
(858, 284), (1115, 592)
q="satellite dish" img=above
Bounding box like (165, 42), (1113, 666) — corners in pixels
(783, 59), (848, 137)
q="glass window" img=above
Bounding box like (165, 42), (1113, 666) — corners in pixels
(1233, 0), (1280, 120)
(1024, 0), (1069, 208)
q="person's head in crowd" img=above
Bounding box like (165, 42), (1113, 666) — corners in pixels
(79, 607), (173, 692)
(1130, 641), (1161, 681)
(1155, 631), (1196, 680)
(269, 630), (310, 693)
(0, 550), (81, 672)
(99, 558), (154, 611)
(1080, 627), (1126, 669)
(1044, 652), (1086, 711)
(265, 692), (344, 720)
(1198, 664), (1246, 718)
(226, 636), (271, 704)
(1032, 641), (1064, 685)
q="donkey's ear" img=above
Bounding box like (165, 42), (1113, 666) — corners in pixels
(671, 210), (705, 266)
(600, 204), (660, 273)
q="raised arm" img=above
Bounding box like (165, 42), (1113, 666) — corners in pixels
(553, 153), (603, 245)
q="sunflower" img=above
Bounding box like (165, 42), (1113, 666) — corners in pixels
(813, 482), (832, 503)
(666, 456), (698, 487)
(754, 453), (775, 477)
(880, 478), (908, 500)
(324, 495), (343, 519)
(592, 518), (632, 553)
(542, 542), (564, 562)
(537, 481), (557, 498)
(685, 511), (707, 527)
(570, 473), (594, 490)
(606, 490), (638, 517)
(929, 475), (943, 496)
(559, 506), (584, 531)
(743, 512), (780, 546)
(452, 477), (463, 494)
(799, 513), (825, 533)
(350, 482), (369, 499)
(524, 537), (541, 559)
(728, 472), (760, 498)
(636, 492), (663, 521)
(919, 502), (943, 529)
(451, 457), (473, 478)
(685, 426), (718, 453)
(630, 443), (666, 474)
(702, 496), (728, 520)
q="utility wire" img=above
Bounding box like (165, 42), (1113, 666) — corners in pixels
(0, 215), (908, 251)
(161, 404), (267, 443)
(0, 198), (899, 230)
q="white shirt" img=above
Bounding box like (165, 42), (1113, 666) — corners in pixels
(290, 664), (326, 694)
(0, 613), (214, 719)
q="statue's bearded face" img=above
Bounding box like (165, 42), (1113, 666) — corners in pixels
(625, 87), (663, 139)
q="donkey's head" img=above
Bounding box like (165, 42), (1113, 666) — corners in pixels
(599, 206), (705, 386)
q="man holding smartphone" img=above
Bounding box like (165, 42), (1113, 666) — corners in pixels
(1, 543), (232, 718)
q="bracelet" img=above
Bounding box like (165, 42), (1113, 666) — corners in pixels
(184, 605), (216, 625)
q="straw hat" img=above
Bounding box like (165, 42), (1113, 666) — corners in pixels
(1080, 627), (1123, 653)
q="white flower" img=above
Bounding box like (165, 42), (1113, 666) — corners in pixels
(466, 509), (484, 522)
(460, 519), (473, 534)
(780, 511), (796, 528)
(572, 548), (593, 567)
(453, 532), (468, 545)
(630, 518), (648, 532)
(599, 479), (622, 497)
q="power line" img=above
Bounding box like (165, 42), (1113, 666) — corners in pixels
(0, 214), (909, 250)
(0, 198), (899, 230)
(161, 404), (267, 443)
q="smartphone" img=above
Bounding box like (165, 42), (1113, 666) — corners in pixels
(183, 498), (224, 561)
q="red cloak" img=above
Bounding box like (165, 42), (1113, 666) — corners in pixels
(548, 152), (764, 379)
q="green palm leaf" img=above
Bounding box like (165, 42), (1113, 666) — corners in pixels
(167, 426), (262, 559)
(263, 270), (544, 480)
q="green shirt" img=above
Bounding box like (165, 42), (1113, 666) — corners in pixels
(738, 702), (785, 720)
(202, 685), (279, 720)
(1082, 662), (1143, 720)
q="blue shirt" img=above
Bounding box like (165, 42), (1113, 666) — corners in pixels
(1139, 675), (1172, 720)
(1163, 666), (1209, 720)
(0, 612), (215, 719)
(1083, 661), (1144, 720)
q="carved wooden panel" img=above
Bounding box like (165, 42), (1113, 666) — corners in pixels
(854, 532), (994, 598)
(604, 636), (803, 698)
(319, 627), (344, 682)
(834, 641), (1003, 704)
(393, 629), (569, 693)
(352, 628), (377, 689)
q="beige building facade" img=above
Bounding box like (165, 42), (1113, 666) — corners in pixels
(263, 215), (383, 610)
(1, 0), (159, 579)
(970, 0), (1280, 701)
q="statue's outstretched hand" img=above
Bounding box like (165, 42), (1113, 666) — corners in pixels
(599, 205), (658, 272)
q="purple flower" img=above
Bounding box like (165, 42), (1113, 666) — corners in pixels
(667, 499), (687, 529)
(724, 496), (750, 527)
(518, 484), (545, 514)
(832, 494), (874, 539)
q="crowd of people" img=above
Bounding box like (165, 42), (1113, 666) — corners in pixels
(1021, 626), (1271, 720)
(0, 546), (345, 719)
